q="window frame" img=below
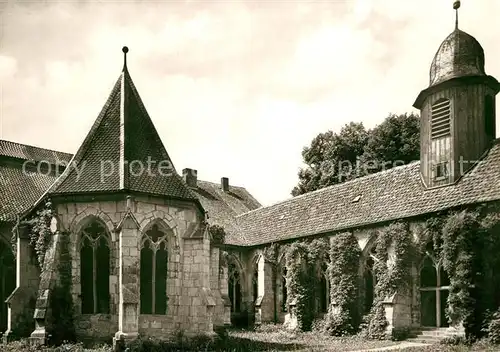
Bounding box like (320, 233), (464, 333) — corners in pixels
(434, 161), (449, 181)
(140, 224), (170, 315)
(79, 221), (111, 315)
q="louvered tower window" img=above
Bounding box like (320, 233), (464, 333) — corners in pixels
(431, 99), (451, 139)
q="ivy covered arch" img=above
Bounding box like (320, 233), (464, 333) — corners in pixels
(318, 261), (330, 313)
(278, 255), (288, 313)
(360, 242), (377, 316)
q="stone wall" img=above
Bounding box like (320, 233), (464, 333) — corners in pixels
(232, 222), (436, 332)
(4, 224), (39, 341)
(52, 195), (220, 342)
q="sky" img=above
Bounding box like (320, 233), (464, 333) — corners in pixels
(0, 0), (499, 207)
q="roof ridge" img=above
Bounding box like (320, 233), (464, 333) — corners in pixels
(0, 139), (73, 158)
(236, 160), (420, 218)
(124, 71), (178, 174)
(197, 179), (248, 190)
(46, 74), (123, 194)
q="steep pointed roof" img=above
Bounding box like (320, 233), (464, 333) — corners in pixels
(47, 47), (198, 202)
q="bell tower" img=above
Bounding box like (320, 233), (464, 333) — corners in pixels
(413, 1), (500, 188)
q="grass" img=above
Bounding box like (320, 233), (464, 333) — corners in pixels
(229, 324), (399, 351)
(1, 325), (499, 351)
(403, 339), (499, 351)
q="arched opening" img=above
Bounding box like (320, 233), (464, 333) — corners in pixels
(252, 266), (258, 303)
(281, 266), (287, 312)
(228, 262), (242, 314)
(318, 263), (329, 313)
(420, 254), (449, 327)
(363, 256), (375, 314)
(140, 224), (169, 315)
(79, 220), (110, 314)
(0, 240), (15, 334)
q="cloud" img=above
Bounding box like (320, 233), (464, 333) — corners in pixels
(1, 1), (500, 206)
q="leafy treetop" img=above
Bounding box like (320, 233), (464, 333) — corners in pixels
(292, 113), (419, 196)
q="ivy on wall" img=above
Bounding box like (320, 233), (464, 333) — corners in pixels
(255, 204), (500, 342)
(283, 239), (329, 331)
(324, 232), (361, 336)
(414, 206), (500, 341)
(47, 231), (76, 346)
(366, 222), (412, 339)
(15, 200), (56, 268)
(441, 208), (500, 340)
(208, 224), (226, 245)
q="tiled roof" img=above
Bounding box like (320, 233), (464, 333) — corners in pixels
(0, 163), (59, 222)
(47, 66), (198, 202)
(193, 180), (261, 246)
(0, 140), (261, 234)
(0, 139), (72, 165)
(234, 141), (500, 246)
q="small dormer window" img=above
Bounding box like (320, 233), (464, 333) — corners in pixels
(431, 99), (451, 139)
(434, 162), (449, 180)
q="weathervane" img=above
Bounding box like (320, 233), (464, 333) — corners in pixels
(453, 1), (461, 29)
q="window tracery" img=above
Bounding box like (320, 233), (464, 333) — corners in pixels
(228, 261), (242, 313)
(80, 221), (110, 314)
(140, 224), (169, 315)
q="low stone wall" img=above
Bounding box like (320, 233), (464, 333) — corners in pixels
(74, 314), (117, 342)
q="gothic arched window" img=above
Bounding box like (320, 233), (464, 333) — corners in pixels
(140, 224), (169, 315)
(80, 221), (110, 314)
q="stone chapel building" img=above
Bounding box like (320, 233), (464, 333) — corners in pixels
(1, 11), (500, 344)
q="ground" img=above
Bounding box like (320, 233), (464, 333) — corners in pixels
(0, 325), (498, 351)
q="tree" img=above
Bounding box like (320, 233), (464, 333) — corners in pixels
(292, 113), (420, 196)
(292, 123), (368, 196)
(361, 113), (420, 174)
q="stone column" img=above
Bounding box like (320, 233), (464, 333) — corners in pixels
(180, 237), (213, 335)
(4, 224), (37, 343)
(30, 229), (61, 345)
(113, 213), (140, 347)
(240, 263), (254, 327)
(210, 246), (225, 328)
(257, 258), (275, 323)
(219, 265), (231, 326)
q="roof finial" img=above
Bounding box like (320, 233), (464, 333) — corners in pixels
(122, 46), (129, 70)
(453, 1), (461, 30)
